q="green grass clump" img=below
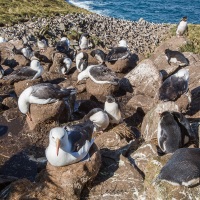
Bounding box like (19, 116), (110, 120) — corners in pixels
(67, 30), (81, 40)
(184, 24), (200, 54)
(170, 24), (200, 54)
(0, 0), (89, 26)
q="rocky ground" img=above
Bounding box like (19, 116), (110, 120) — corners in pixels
(0, 14), (200, 200)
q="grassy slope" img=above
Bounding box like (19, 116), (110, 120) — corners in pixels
(0, 0), (89, 26)
(170, 24), (200, 54)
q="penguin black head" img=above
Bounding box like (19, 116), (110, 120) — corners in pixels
(106, 95), (116, 103)
(158, 112), (174, 124)
(37, 35), (46, 40)
(82, 52), (89, 60)
(164, 49), (171, 55)
(33, 51), (42, 61)
(82, 33), (90, 38)
(182, 16), (187, 21)
(90, 50), (96, 57)
(159, 111), (172, 119)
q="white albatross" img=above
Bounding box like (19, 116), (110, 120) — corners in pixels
(45, 127), (94, 167)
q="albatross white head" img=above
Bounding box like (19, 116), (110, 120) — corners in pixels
(77, 70), (89, 84)
(48, 127), (70, 156)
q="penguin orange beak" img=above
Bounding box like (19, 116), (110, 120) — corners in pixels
(56, 138), (61, 156)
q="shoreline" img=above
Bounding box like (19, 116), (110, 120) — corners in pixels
(66, 0), (200, 24)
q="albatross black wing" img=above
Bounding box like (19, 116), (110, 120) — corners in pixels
(68, 121), (94, 152)
(31, 83), (76, 100)
(89, 65), (119, 84)
(106, 47), (129, 62)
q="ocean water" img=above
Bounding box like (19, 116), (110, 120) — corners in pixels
(68, 0), (200, 24)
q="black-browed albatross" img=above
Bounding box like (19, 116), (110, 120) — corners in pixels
(18, 83), (76, 121)
(45, 126), (94, 167)
(77, 64), (119, 85)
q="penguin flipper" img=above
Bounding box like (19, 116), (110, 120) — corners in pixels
(167, 57), (171, 65)
(172, 112), (196, 142)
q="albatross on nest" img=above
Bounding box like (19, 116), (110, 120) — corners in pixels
(106, 39), (131, 62)
(18, 83), (76, 121)
(45, 126), (94, 167)
(3, 56), (44, 83)
(77, 64), (119, 85)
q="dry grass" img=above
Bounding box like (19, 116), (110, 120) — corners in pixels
(0, 0), (89, 26)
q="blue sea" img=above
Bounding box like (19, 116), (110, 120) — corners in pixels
(68, 0), (200, 24)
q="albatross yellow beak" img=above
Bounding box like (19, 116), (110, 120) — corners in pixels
(56, 138), (61, 156)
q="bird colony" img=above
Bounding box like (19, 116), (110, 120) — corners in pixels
(0, 14), (200, 199)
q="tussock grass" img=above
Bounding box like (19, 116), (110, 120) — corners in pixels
(184, 24), (200, 54)
(0, 0), (89, 26)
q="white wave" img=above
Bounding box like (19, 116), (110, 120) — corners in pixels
(68, 0), (110, 16)
(68, 0), (92, 11)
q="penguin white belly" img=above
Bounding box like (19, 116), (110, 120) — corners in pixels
(89, 111), (109, 130)
(95, 54), (103, 63)
(105, 102), (122, 124)
(157, 121), (164, 151)
(80, 37), (88, 49)
(79, 63), (85, 72)
(61, 67), (66, 74)
(170, 58), (178, 63)
(176, 21), (187, 35)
